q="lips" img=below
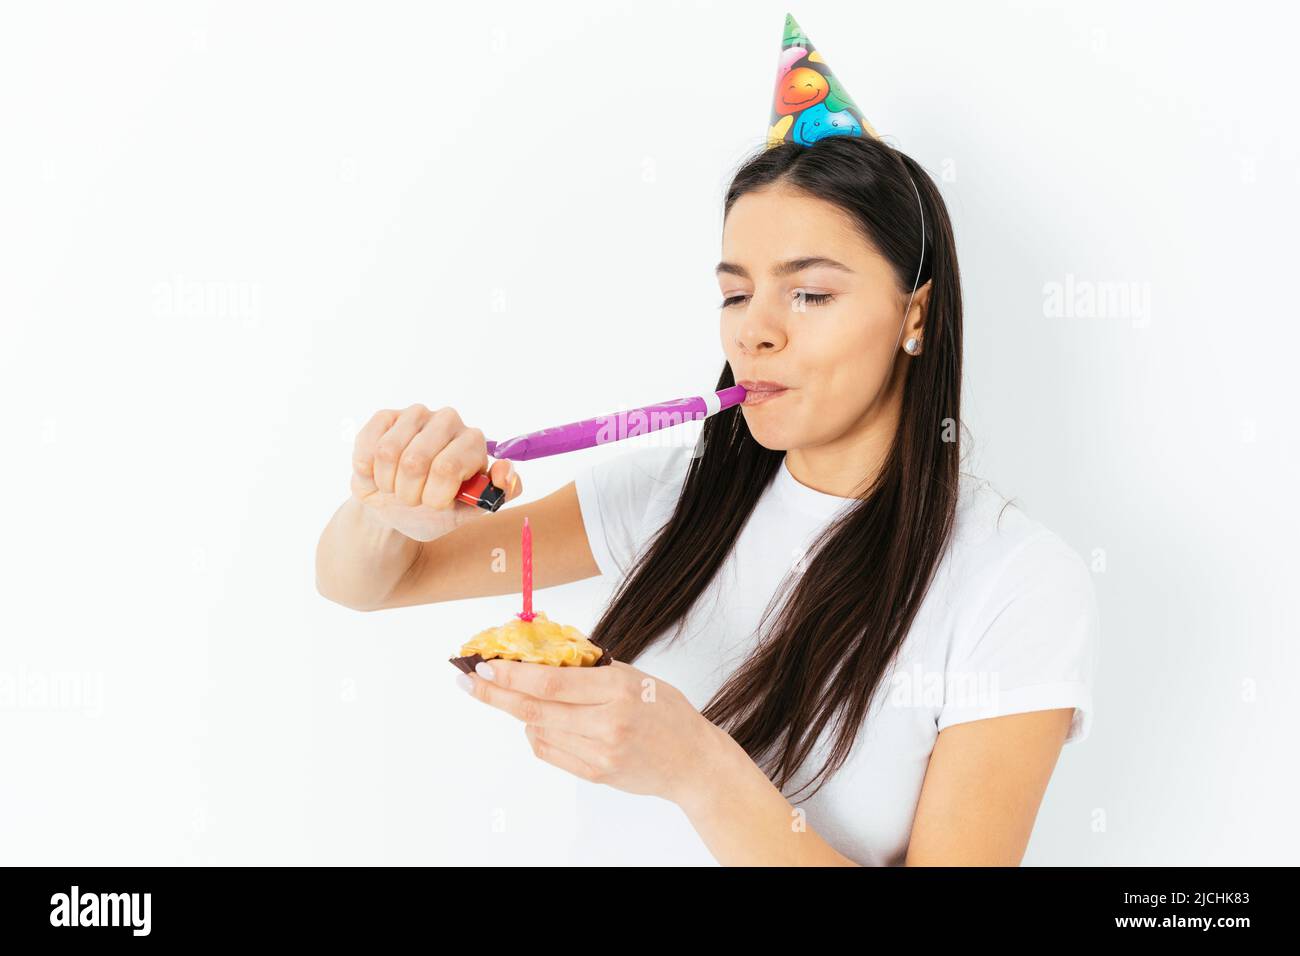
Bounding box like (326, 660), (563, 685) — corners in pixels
(738, 379), (791, 406)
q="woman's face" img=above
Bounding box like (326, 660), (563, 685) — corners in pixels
(717, 183), (927, 453)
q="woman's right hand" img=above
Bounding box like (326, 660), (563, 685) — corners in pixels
(350, 404), (521, 542)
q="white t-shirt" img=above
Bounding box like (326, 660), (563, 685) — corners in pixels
(568, 443), (1099, 866)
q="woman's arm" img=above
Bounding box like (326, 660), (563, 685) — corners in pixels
(315, 497), (428, 611)
(316, 479), (601, 610)
(676, 708), (1075, 866)
(675, 721), (861, 865)
(904, 708), (1074, 864)
(378, 481), (602, 608)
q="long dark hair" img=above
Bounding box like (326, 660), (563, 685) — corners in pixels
(588, 134), (963, 801)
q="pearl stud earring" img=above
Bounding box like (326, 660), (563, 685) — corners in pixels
(904, 337), (922, 355)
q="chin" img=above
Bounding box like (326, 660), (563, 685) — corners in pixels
(741, 414), (797, 451)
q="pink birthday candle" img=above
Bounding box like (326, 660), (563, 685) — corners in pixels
(518, 516), (534, 622)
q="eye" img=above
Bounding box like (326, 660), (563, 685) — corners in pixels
(719, 291), (837, 308)
(794, 291), (836, 306)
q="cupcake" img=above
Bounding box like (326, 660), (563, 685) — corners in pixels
(449, 610), (611, 673)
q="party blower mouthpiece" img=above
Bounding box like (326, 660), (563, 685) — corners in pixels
(454, 385), (748, 512)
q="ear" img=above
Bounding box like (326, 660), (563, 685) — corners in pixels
(904, 279), (932, 339)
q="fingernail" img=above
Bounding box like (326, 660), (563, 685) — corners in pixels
(455, 673), (474, 694)
(475, 661), (495, 681)
(509, 472), (519, 494)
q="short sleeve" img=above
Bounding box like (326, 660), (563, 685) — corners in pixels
(572, 444), (692, 580)
(937, 531), (1099, 744)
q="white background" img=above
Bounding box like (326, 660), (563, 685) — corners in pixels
(1, 1), (1296, 865)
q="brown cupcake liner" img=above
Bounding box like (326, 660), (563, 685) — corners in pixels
(449, 644), (612, 675)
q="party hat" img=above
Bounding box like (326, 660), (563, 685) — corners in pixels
(768, 13), (878, 147)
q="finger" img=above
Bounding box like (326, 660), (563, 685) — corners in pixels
(394, 415), (457, 506)
(525, 725), (605, 783)
(471, 657), (617, 705)
(420, 425), (487, 510)
(488, 458), (522, 502)
(462, 669), (608, 735)
(372, 404), (432, 495)
(351, 409), (399, 497)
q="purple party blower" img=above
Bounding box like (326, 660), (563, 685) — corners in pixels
(453, 385), (748, 512)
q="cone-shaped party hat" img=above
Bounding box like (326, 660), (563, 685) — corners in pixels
(768, 13), (878, 147)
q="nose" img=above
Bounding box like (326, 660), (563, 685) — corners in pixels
(732, 293), (789, 355)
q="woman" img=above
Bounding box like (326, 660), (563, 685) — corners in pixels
(315, 133), (1098, 866)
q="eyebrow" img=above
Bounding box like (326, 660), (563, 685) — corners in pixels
(715, 256), (855, 280)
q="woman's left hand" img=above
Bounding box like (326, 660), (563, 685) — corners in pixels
(458, 658), (728, 807)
